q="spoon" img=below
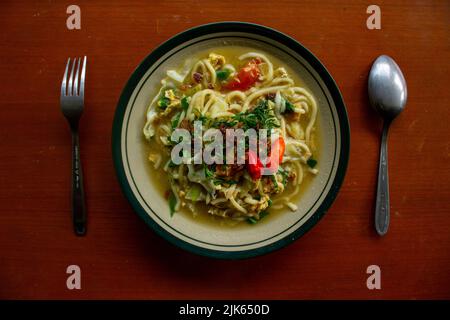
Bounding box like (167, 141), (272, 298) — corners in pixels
(368, 55), (407, 236)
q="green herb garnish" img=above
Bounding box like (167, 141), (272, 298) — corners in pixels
(204, 164), (214, 178)
(247, 217), (258, 224)
(181, 96), (189, 112)
(307, 158), (317, 168)
(233, 99), (280, 130)
(216, 69), (231, 81)
(198, 115), (209, 124)
(247, 211), (270, 224)
(259, 211), (270, 219)
(158, 97), (170, 109)
(210, 118), (238, 128)
(284, 100), (295, 113)
(168, 191), (177, 217)
(270, 175), (279, 191)
(171, 112), (181, 129)
(193, 108), (210, 125)
(278, 167), (289, 187)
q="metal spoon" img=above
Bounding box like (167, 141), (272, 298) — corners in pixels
(368, 55), (407, 236)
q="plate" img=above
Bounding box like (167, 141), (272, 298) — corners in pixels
(112, 22), (350, 259)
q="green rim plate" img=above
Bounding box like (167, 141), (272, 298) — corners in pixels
(112, 22), (350, 259)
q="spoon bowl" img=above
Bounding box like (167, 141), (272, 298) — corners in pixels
(369, 55), (407, 119)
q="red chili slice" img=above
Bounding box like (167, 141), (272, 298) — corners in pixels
(246, 150), (263, 180)
(225, 59), (261, 91)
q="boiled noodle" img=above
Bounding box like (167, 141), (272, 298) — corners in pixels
(143, 49), (319, 223)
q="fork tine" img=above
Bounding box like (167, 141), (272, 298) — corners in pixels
(68, 58), (76, 96)
(61, 58), (70, 97)
(73, 58), (81, 96)
(79, 56), (87, 98)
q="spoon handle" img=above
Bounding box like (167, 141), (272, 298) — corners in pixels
(375, 120), (391, 236)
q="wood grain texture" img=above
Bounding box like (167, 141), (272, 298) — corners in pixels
(0, 0), (449, 299)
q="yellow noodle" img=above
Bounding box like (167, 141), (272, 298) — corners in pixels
(243, 85), (288, 111)
(203, 58), (217, 84)
(145, 50), (319, 222)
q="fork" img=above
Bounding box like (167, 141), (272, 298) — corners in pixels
(60, 56), (87, 236)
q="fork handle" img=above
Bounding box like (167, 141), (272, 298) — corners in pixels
(71, 130), (86, 235)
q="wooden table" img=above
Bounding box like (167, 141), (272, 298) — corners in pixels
(1, 0), (449, 299)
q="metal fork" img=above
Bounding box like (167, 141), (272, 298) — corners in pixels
(60, 56), (87, 236)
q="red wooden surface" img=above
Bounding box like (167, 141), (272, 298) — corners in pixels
(0, 1), (449, 299)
